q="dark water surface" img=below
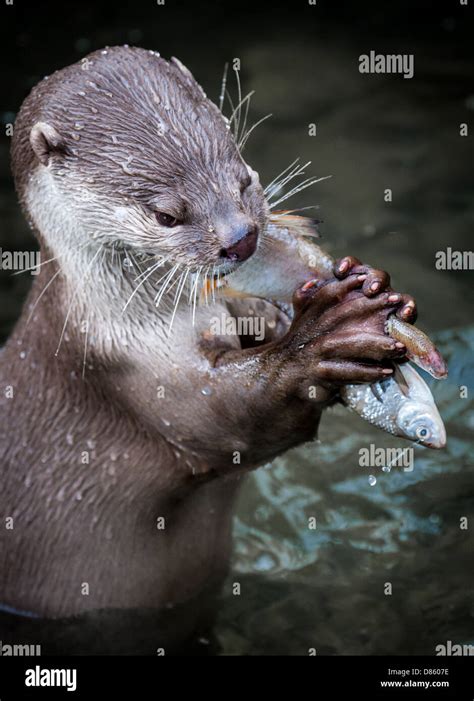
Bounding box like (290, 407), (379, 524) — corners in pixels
(0, 0), (473, 654)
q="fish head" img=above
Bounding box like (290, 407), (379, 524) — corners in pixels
(397, 401), (447, 449)
(424, 348), (449, 380)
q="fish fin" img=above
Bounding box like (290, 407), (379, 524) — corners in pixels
(370, 382), (385, 403)
(394, 365), (411, 396)
(269, 212), (321, 238)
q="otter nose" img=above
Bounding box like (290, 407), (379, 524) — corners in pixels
(219, 226), (259, 263)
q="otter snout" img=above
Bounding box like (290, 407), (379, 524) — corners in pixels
(219, 225), (259, 263)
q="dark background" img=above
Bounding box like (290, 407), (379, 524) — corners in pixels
(0, 0), (473, 655)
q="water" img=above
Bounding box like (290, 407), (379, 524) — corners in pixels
(0, 0), (473, 655)
(215, 327), (473, 654)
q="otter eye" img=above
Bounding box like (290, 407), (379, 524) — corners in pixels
(416, 427), (430, 439)
(155, 212), (180, 227)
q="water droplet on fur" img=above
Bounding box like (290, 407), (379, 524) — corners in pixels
(201, 386), (212, 396)
(368, 475), (377, 486)
(74, 121), (84, 130)
(66, 433), (74, 446)
(162, 418), (171, 427)
(123, 257), (133, 268)
(71, 133), (80, 141)
(86, 439), (96, 449)
(74, 491), (83, 501)
(19, 351), (26, 359)
(121, 157), (134, 174)
(110, 452), (118, 461)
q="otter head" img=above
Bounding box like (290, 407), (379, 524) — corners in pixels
(12, 46), (268, 278)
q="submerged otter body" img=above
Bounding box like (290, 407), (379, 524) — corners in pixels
(0, 47), (416, 653)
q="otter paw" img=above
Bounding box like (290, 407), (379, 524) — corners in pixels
(279, 276), (412, 386)
(334, 255), (417, 322)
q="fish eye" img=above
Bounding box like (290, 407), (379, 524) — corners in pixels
(155, 212), (180, 227)
(416, 427), (430, 440)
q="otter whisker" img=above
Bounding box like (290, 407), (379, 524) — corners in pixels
(190, 266), (202, 326)
(266, 160), (311, 200)
(54, 245), (103, 358)
(153, 263), (179, 295)
(218, 62), (229, 113)
(225, 89), (236, 122)
(264, 158), (301, 196)
(154, 264), (180, 308)
(122, 257), (165, 313)
(237, 91), (253, 146)
(81, 315), (90, 380)
(233, 66), (243, 140)
(268, 161), (309, 195)
(269, 175), (332, 210)
(167, 267), (189, 334)
(202, 267), (208, 307)
(211, 264), (217, 303)
(239, 112), (272, 151)
(187, 266), (201, 304)
(133, 255), (168, 282)
(216, 269), (223, 305)
(229, 91), (254, 129)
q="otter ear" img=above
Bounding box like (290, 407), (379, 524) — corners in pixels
(30, 122), (66, 166)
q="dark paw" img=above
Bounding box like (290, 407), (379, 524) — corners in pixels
(334, 255), (417, 323)
(279, 275), (410, 386)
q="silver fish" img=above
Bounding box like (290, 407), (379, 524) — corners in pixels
(341, 363), (446, 449)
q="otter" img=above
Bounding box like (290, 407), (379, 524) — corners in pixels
(0, 47), (416, 653)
